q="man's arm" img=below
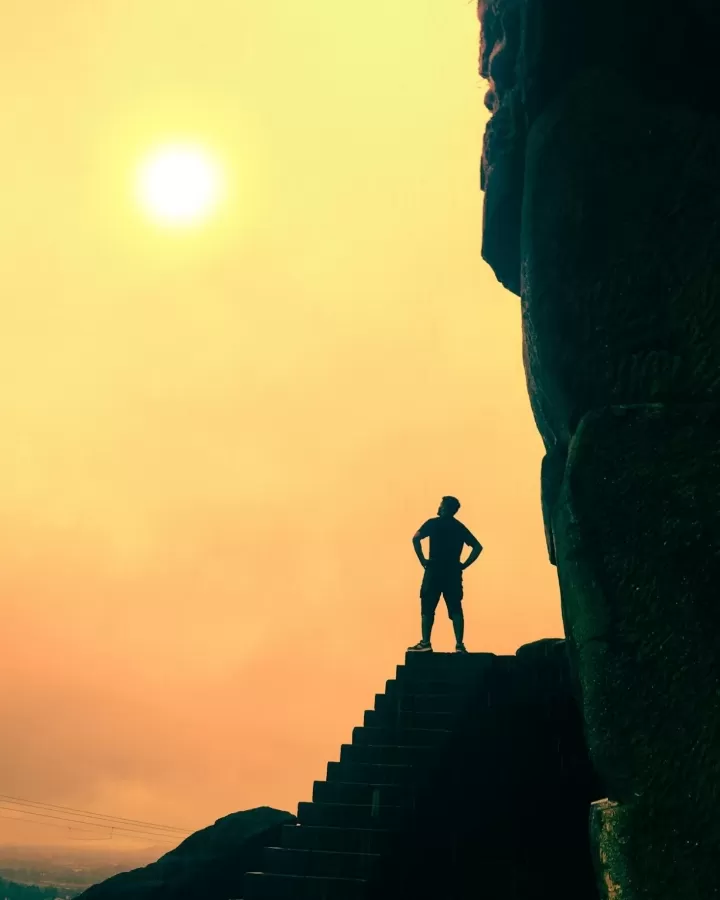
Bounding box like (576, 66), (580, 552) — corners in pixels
(461, 529), (483, 570)
(412, 522), (431, 567)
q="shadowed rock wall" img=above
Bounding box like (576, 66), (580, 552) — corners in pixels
(478, 3), (720, 896)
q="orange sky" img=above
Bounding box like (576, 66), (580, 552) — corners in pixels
(0, 0), (561, 850)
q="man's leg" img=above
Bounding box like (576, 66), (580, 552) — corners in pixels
(421, 613), (435, 645)
(451, 610), (464, 646)
(408, 608), (436, 651)
(409, 569), (440, 651)
(445, 569), (467, 651)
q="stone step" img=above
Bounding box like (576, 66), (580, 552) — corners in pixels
(375, 691), (470, 714)
(263, 847), (381, 880)
(388, 677), (483, 696)
(396, 662), (493, 684)
(244, 871), (367, 900)
(326, 761), (416, 785)
(364, 708), (457, 731)
(280, 824), (392, 855)
(297, 801), (408, 830)
(351, 725), (451, 748)
(403, 651), (497, 669)
(339, 742), (432, 767)
(382, 679), (398, 696)
(312, 780), (415, 808)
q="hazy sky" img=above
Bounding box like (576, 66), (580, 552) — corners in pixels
(0, 0), (561, 849)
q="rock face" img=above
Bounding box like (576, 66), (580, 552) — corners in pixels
(74, 807), (295, 900)
(478, 3), (720, 897)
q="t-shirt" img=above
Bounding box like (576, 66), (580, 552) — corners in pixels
(413, 517), (480, 567)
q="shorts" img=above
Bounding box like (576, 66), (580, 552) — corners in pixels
(420, 564), (463, 618)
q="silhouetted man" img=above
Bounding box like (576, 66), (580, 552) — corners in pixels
(408, 496), (483, 654)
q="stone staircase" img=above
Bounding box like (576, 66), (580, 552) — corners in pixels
(243, 651), (498, 900)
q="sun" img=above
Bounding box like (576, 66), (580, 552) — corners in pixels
(136, 143), (224, 227)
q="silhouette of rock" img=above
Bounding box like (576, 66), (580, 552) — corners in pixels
(515, 636), (565, 664)
(75, 807), (295, 900)
(479, 2), (720, 896)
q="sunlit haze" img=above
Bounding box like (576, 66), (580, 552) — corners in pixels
(0, 0), (561, 852)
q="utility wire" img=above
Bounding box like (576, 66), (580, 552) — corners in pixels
(0, 795), (191, 834)
(0, 813), (176, 844)
(0, 806), (185, 842)
(0, 814), (98, 835)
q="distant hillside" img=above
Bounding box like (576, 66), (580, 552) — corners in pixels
(0, 875), (75, 900)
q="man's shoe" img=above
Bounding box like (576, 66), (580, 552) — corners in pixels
(455, 643), (469, 654)
(407, 641), (432, 652)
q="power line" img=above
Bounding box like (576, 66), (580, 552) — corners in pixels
(0, 814), (98, 835)
(0, 806), (185, 843)
(0, 795), (191, 834)
(0, 814), (176, 844)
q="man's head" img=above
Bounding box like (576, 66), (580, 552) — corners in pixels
(438, 496), (461, 518)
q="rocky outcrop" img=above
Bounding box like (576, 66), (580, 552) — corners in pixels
(478, 3), (720, 896)
(75, 807), (295, 900)
(479, 0), (720, 298)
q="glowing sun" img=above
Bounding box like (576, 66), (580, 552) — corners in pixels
(136, 144), (224, 227)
